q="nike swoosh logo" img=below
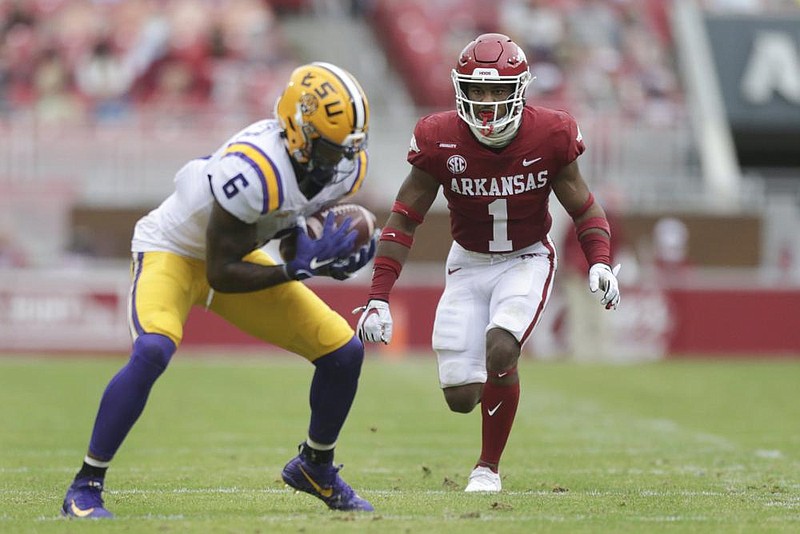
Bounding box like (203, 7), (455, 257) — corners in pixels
(487, 401), (503, 416)
(309, 257), (335, 270)
(384, 232), (396, 238)
(522, 157), (542, 167)
(69, 499), (95, 518)
(447, 267), (462, 275)
(298, 465), (334, 498)
(497, 371), (508, 378)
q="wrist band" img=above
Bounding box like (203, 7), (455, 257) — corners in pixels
(368, 256), (403, 301)
(380, 226), (413, 248)
(392, 201), (424, 224)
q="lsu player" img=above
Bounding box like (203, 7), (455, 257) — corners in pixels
(62, 62), (377, 517)
(356, 34), (621, 492)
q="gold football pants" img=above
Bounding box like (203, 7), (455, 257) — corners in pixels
(128, 250), (354, 361)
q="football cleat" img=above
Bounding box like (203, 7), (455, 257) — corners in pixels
(61, 477), (114, 519)
(281, 455), (374, 511)
(465, 466), (502, 493)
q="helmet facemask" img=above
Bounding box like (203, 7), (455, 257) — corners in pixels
(452, 69), (532, 146)
(304, 134), (366, 188)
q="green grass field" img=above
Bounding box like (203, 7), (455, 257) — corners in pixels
(1, 354), (799, 533)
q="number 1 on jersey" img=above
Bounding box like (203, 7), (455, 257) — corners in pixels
(488, 198), (512, 252)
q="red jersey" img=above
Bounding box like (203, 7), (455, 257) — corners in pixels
(408, 106), (585, 253)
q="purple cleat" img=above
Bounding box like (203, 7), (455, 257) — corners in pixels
(281, 455), (373, 512)
(61, 477), (113, 519)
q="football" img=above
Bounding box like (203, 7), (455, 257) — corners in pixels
(279, 203), (378, 261)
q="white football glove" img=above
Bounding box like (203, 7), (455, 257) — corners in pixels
(353, 299), (393, 344)
(588, 263), (622, 310)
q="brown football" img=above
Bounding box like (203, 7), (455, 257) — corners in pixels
(279, 203), (378, 261)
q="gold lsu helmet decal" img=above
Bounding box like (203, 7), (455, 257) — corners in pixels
(299, 93), (318, 115)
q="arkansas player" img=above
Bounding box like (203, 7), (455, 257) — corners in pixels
(355, 33), (621, 492)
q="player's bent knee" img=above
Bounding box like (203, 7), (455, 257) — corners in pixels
(132, 333), (177, 371)
(314, 336), (364, 373)
(486, 352), (520, 374)
(447, 401), (475, 414)
(443, 384), (481, 413)
(486, 328), (521, 372)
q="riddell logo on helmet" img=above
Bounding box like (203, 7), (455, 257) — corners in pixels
(473, 68), (499, 77)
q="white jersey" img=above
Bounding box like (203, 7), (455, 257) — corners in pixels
(132, 119), (368, 259)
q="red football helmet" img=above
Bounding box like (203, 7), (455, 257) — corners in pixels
(451, 33), (532, 146)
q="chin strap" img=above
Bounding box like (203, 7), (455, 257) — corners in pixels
(469, 122), (518, 147)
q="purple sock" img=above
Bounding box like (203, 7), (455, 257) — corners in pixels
(307, 336), (364, 445)
(88, 334), (176, 460)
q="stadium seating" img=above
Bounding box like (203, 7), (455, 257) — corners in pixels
(0, 0), (299, 122)
(367, 0), (681, 121)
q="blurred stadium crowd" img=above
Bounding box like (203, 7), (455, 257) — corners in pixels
(0, 0), (298, 124)
(370, 0), (681, 125)
(1, 0), (795, 129)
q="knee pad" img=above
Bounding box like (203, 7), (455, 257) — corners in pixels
(432, 290), (471, 352)
(314, 336), (364, 373)
(132, 333), (176, 372)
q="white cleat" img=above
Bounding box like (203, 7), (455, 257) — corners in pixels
(464, 466), (501, 492)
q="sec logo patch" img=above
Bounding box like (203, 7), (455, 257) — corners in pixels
(447, 155), (467, 174)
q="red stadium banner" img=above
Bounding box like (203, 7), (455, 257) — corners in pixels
(668, 288), (800, 356)
(182, 282), (800, 358)
(1, 269), (798, 357)
(0, 269), (130, 352)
